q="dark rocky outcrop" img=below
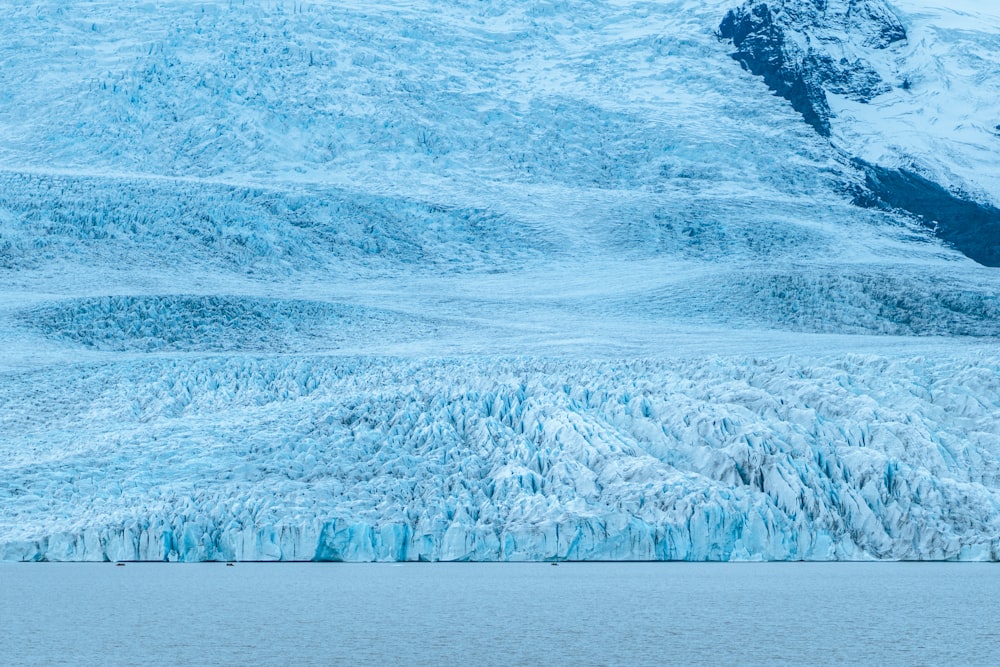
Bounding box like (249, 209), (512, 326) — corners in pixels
(719, 0), (906, 136)
(853, 161), (1000, 267)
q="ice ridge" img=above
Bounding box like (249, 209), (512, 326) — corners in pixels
(2, 356), (998, 562)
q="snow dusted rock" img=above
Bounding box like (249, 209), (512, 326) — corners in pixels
(721, 0), (1000, 266)
(719, 0), (906, 136)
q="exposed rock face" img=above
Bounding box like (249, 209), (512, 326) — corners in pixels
(854, 161), (1000, 268)
(719, 0), (906, 135)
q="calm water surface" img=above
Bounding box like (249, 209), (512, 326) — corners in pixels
(2, 562), (998, 666)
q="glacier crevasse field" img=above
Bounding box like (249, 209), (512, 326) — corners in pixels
(1, 0), (999, 561)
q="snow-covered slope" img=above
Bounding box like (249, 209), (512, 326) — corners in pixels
(1, 0), (999, 561)
(837, 1), (1000, 199)
(720, 0), (1000, 264)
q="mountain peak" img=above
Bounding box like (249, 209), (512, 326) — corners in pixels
(720, 0), (906, 135)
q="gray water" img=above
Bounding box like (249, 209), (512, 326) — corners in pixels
(1, 562), (998, 666)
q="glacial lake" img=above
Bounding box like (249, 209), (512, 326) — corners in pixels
(2, 562), (998, 666)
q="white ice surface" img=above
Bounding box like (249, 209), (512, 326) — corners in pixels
(1, 0), (998, 561)
(829, 1), (1000, 201)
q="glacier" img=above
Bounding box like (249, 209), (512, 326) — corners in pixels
(4, 355), (1000, 562)
(1, 0), (999, 561)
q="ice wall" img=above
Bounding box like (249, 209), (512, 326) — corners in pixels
(3, 355), (998, 562)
